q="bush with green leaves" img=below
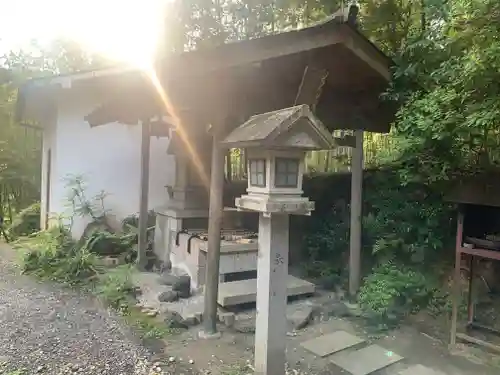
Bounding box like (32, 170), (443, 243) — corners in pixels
(358, 262), (434, 324)
(20, 226), (98, 286)
(84, 230), (135, 256)
(121, 210), (156, 231)
(8, 202), (41, 238)
(363, 170), (455, 267)
(303, 201), (350, 282)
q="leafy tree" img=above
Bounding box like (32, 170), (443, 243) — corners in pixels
(0, 39), (113, 222)
(387, 0), (500, 185)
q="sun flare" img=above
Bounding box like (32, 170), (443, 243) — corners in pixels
(63, 0), (167, 68)
(2, 0), (168, 68)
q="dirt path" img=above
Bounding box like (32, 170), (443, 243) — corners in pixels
(0, 244), (170, 375)
(3, 240), (499, 375)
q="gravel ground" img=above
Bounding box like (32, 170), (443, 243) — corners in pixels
(0, 244), (178, 375)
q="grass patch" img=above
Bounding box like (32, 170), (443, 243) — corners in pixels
(14, 226), (178, 340)
(94, 265), (136, 309)
(124, 307), (177, 339)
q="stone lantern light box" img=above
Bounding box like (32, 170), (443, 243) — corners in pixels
(222, 104), (336, 216)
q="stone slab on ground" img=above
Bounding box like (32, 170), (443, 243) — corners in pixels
(399, 365), (447, 375)
(287, 304), (314, 330)
(300, 331), (365, 357)
(330, 344), (403, 375)
(217, 275), (315, 306)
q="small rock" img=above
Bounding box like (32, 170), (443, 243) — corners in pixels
(287, 306), (313, 330)
(219, 312), (235, 328)
(164, 311), (188, 329)
(182, 315), (200, 327)
(147, 310), (158, 317)
(168, 357), (176, 363)
(159, 260), (172, 273)
(322, 301), (351, 317)
(159, 273), (180, 286)
(335, 286), (346, 301)
(158, 291), (180, 303)
(100, 256), (122, 267)
(172, 275), (191, 298)
(233, 317), (255, 333)
(343, 301), (362, 316)
(37, 365), (45, 373)
(46, 310), (58, 321)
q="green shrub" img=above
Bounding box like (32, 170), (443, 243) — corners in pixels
(95, 265), (136, 309)
(19, 226), (98, 286)
(303, 202), (350, 281)
(358, 262), (434, 324)
(84, 230), (135, 256)
(121, 210), (156, 231)
(8, 202), (41, 238)
(363, 170), (455, 266)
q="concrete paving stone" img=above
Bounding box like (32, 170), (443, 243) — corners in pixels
(330, 344), (403, 375)
(399, 364), (447, 375)
(300, 330), (365, 357)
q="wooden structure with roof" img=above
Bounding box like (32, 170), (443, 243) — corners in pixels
(16, 4), (396, 338)
(446, 172), (500, 352)
(87, 5), (396, 337)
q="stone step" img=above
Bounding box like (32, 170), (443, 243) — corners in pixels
(330, 344), (403, 375)
(217, 275), (315, 306)
(399, 365), (446, 375)
(300, 331), (365, 357)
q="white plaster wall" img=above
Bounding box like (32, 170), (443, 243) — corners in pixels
(46, 89), (175, 239)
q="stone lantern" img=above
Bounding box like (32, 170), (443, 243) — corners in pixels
(222, 104), (336, 375)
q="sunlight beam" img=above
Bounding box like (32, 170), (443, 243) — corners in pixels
(147, 69), (211, 189)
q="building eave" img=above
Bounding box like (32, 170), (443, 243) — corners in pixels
(15, 65), (140, 124)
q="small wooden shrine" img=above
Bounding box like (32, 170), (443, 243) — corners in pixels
(447, 172), (500, 352)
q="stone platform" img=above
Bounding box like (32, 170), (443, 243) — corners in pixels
(217, 275), (315, 306)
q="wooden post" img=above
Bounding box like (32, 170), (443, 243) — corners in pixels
(226, 149), (232, 181)
(349, 130), (363, 297)
(137, 119), (151, 270)
(450, 211), (464, 346)
(201, 129), (225, 337)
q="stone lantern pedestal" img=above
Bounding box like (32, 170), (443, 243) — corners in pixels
(222, 104), (336, 375)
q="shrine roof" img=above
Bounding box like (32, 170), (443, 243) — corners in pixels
(222, 104), (336, 150)
(17, 5), (397, 135)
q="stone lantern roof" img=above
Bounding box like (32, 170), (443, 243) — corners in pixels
(221, 104), (336, 150)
